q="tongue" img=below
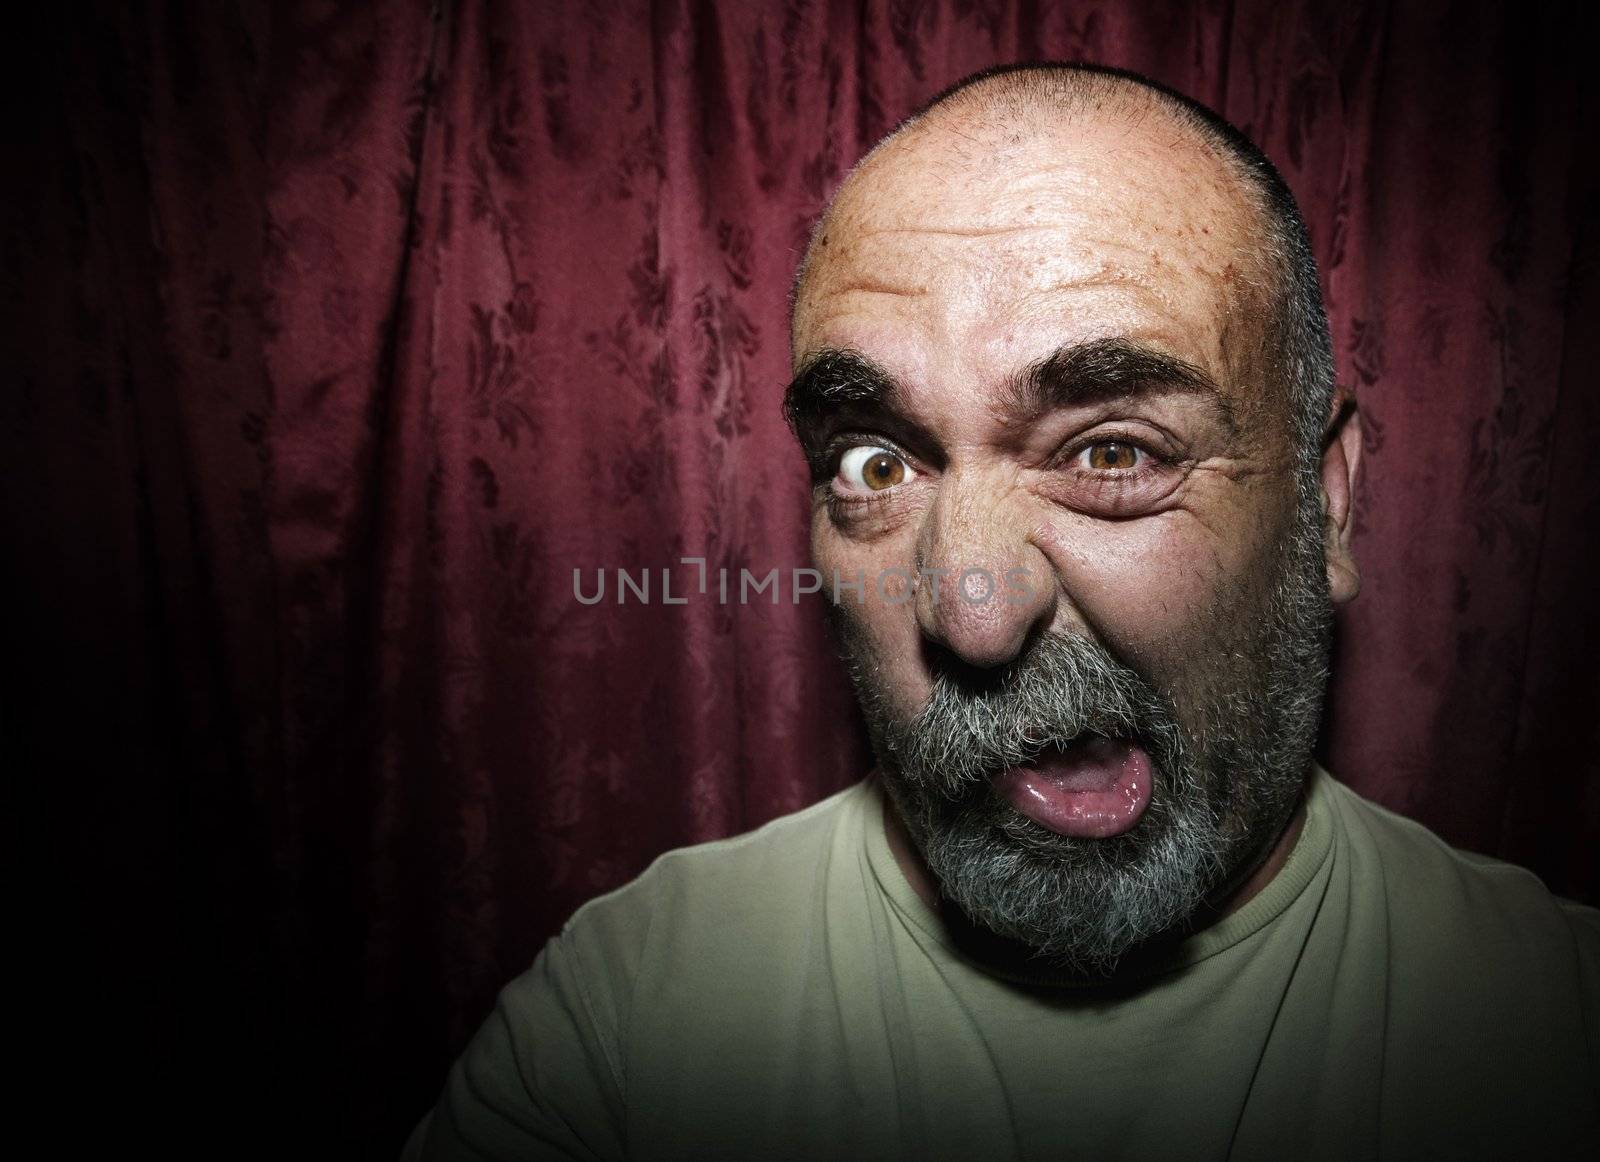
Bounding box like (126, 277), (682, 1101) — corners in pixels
(991, 736), (1153, 839)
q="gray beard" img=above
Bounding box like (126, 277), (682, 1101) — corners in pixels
(835, 492), (1333, 976)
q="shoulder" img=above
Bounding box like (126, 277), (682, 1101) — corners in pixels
(445, 780), (875, 1154)
(556, 779), (873, 969)
(1317, 769), (1599, 964)
(1310, 774), (1600, 1148)
(630, 778), (870, 890)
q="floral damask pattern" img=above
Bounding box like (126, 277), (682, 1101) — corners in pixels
(7, 0), (1593, 1153)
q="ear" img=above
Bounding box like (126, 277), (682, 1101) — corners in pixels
(1320, 389), (1362, 605)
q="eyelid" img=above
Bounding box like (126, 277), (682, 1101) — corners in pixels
(1054, 428), (1176, 471)
(824, 432), (918, 472)
(835, 443), (917, 494)
(1043, 430), (1192, 520)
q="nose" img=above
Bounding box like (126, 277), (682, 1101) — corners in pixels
(913, 472), (1058, 668)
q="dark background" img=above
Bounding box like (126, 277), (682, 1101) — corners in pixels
(6, 1), (1595, 1156)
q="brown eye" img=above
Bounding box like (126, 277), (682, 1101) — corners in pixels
(863, 452), (904, 489)
(838, 445), (914, 493)
(1085, 441), (1141, 471)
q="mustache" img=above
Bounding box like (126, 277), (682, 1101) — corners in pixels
(865, 632), (1184, 798)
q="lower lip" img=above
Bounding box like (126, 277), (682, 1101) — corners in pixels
(990, 737), (1154, 839)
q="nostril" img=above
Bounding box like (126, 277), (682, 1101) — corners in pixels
(920, 617), (1057, 685)
(921, 640), (1011, 692)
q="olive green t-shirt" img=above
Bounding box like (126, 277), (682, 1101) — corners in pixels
(411, 768), (1599, 1159)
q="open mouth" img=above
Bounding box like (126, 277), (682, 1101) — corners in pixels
(990, 734), (1153, 839)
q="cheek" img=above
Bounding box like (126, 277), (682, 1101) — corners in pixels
(811, 517), (934, 717)
(1035, 506), (1286, 675)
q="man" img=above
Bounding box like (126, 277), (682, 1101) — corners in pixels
(409, 64), (1598, 1160)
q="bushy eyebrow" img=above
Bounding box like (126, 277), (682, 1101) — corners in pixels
(1008, 337), (1236, 432)
(782, 337), (1236, 459)
(783, 348), (902, 440)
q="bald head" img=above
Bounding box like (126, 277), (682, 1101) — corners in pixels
(790, 63), (1333, 481)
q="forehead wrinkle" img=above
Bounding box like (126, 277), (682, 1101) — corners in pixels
(856, 224), (1057, 240)
(794, 98), (1285, 415)
(825, 279), (928, 301)
(818, 216), (1227, 305)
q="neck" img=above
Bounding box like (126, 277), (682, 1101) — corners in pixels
(1197, 793), (1306, 923)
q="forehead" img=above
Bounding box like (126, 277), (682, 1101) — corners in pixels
(792, 110), (1272, 408)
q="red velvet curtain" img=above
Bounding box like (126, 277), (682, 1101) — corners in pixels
(10, 1), (1594, 1154)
